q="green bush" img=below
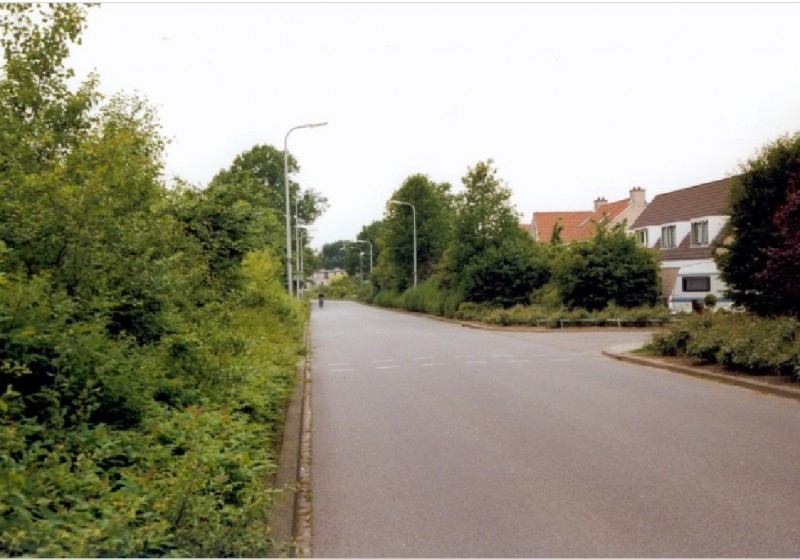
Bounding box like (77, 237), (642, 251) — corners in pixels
(453, 302), (669, 329)
(647, 312), (800, 379)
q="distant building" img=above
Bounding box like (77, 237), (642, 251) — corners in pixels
(529, 187), (648, 243)
(311, 268), (347, 287)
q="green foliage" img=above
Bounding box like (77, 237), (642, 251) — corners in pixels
(0, 6), (309, 555)
(209, 143), (329, 228)
(369, 279), (463, 318)
(646, 312), (800, 379)
(454, 302), (670, 329)
(319, 240), (350, 270)
(377, 173), (453, 291)
(552, 222), (660, 311)
(460, 232), (549, 307)
(312, 274), (373, 302)
(718, 131), (800, 317)
(441, 159), (522, 293)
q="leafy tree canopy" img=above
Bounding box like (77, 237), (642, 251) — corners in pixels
(376, 173), (453, 291)
(210, 144), (329, 227)
(718, 131), (800, 317)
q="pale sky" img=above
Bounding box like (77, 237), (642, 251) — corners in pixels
(68, 2), (800, 250)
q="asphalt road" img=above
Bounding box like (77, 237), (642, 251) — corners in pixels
(310, 301), (800, 557)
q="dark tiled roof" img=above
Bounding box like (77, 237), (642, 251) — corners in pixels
(632, 178), (732, 228)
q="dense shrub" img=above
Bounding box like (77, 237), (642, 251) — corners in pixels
(646, 312), (800, 380)
(454, 302), (670, 329)
(1, 252), (304, 556)
(0, 6), (307, 552)
(552, 222), (660, 311)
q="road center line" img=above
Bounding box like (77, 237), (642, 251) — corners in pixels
(375, 365), (400, 370)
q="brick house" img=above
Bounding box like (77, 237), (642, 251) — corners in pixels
(529, 187), (648, 243)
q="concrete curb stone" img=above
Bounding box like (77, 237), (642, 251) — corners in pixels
(603, 348), (800, 402)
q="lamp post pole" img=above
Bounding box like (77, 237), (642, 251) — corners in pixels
(350, 240), (373, 281)
(389, 200), (417, 288)
(297, 225), (313, 298)
(283, 121), (327, 297)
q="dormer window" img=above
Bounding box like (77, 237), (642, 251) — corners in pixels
(661, 225), (677, 248)
(691, 220), (709, 246)
(634, 229), (648, 246)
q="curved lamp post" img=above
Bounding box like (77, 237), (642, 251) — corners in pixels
(284, 122), (327, 296)
(389, 199), (417, 288)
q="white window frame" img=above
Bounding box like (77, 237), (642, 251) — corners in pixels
(634, 229), (648, 246)
(691, 220), (709, 246)
(661, 225), (677, 248)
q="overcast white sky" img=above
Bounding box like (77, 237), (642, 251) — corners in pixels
(68, 2), (800, 250)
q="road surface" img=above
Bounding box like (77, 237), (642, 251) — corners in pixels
(310, 301), (800, 557)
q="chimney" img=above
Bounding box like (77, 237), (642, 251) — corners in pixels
(593, 197), (608, 211)
(629, 186), (646, 207)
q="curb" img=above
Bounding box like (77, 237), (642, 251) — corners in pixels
(294, 322), (313, 557)
(268, 323), (313, 557)
(603, 349), (800, 402)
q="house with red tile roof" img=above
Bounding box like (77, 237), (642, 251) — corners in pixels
(529, 187), (648, 243)
(630, 178), (732, 312)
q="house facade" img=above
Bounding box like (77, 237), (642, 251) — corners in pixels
(311, 268), (346, 287)
(530, 187), (648, 243)
(630, 178), (732, 313)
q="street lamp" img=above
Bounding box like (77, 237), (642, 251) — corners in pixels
(284, 121), (327, 297)
(389, 199), (417, 288)
(297, 224), (313, 298)
(350, 240), (373, 280)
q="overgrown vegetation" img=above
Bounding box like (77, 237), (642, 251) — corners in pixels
(0, 5), (310, 555)
(646, 312), (800, 380)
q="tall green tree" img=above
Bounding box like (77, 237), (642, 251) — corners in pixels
(319, 240), (350, 269)
(717, 131), (800, 317)
(200, 144), (328, 284)
(210, 144), (329, 232)
(438, 159), (544, 306)
(376, 173), (453, 291)
(0, 3), (99, 276)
